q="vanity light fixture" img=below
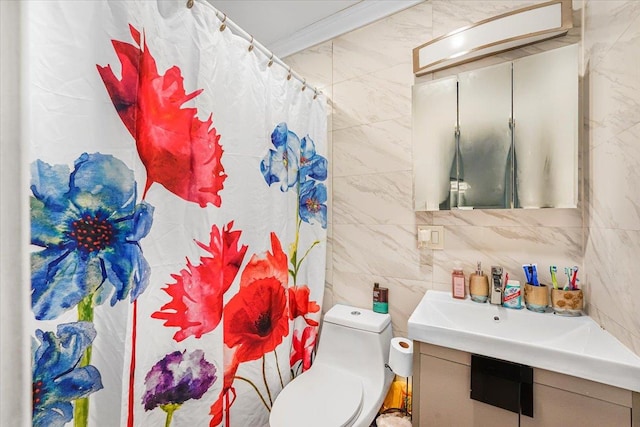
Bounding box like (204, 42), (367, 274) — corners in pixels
(412, 0), (572, 76)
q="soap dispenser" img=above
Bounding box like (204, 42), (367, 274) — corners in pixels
(469, 261), (489, 303)
(490, 266), (503, 305)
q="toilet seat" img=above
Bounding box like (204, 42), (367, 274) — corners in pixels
(269, 364), (363, 427)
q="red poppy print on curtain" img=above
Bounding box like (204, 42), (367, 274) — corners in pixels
(97, 24), (226, 207)
(152, 222), (248, 341)
(224, 232), (290, 363)
(290, 326), (318, 373)
(209, 344), (240, 427)
(288, 286), (320, 326)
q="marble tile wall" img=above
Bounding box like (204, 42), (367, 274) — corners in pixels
(286, 0), (640, 354)
(582, 0), (640, 354)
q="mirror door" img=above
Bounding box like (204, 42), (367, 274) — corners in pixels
(458, 62), (513, 209)
(513, 44), (579, 208)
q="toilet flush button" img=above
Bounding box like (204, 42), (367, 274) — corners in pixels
(351, 311), (361, 316)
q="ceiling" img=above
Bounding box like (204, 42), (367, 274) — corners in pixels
(206, 0), (422, 58)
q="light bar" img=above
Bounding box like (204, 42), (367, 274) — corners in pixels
(413, 0), (572, 76)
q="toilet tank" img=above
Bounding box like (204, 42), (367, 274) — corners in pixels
(314, 304), (393, 380)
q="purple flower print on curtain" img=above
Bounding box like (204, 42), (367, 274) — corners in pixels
(143, 350), (217, 427)
(31, 322), (103, 427)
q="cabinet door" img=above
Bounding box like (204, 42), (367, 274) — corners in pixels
(412, 76), (457, 211)
(458, 61), (512, 209)
(419, 354), (518, 427)
(513, 43), (578, 208)
(520, 383), (631, 427)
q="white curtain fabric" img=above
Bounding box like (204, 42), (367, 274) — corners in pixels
(22, 1), (327, 426)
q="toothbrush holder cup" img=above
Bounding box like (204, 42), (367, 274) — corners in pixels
(524, 283), (549, 313)
(551, 288), (583, 316)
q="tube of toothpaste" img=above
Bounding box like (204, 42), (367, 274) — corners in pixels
(531, 264), (539, 286)
(502, 280), (523, 309)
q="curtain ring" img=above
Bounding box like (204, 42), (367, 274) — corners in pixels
(313, 89), (318, 100)
(267, 53), (274, 67)
(286, 67), (292, 81)
(219, 14), (227, 32)
(301, 79), (307, 92)
(186, 0), (194, 8)
(248, 35), (254, 52)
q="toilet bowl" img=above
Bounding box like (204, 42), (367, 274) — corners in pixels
(270, 304), (394, 427)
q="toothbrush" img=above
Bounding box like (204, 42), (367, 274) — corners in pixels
(571, 266), (579, 290)
(523, 264), (538, 286)
(550, 265), (558, 289)
(564, 267), (572, 290)
(523, 264), (531, 284)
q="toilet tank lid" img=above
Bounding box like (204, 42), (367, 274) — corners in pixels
(324, 304), (391, 333)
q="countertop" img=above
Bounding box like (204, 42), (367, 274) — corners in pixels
(408, 290), (640, 392)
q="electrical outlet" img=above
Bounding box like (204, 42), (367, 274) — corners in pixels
(417, 225), (444, 250)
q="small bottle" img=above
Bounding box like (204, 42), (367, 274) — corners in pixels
(373, 282), (389, 314)
(452, 268), (466, 299)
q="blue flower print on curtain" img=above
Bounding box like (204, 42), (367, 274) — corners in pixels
(299, 135), (327, 182)
(260, 123), (301, 191)
(299, 179), (327, 229)
(142, 349), (217, 427)
(30, 152), (154, 320)
(298, 135), (328, 228)
(32, 322), (103, 427)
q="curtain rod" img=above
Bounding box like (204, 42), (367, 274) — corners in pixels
(187, 0), (321, 100)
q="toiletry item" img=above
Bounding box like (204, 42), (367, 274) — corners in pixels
(531, 264), (539, 285)
(373, 282), (389, 314)
(563, 267), (572, 290)
(489, 266), (503, 305)
(388, 337), (413, 378)
(570, 266), (579, 289)
(550, 265), (559, 289)
(522, 263), (539, 286)
(469, 261), (489, 303)
(503, 280), (523, 309)
(452, 268), (466, 299)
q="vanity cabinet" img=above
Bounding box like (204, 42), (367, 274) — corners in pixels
(416, 346), (518, 426)
(413, 343), (637, 427)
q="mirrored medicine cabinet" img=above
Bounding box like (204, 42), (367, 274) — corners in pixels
(412, 43), (579, 211)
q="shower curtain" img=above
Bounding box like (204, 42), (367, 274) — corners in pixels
(26, 1), (327, 426)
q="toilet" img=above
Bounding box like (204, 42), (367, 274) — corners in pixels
(270, 304), (394, 427)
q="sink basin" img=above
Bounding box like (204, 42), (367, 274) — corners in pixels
(408, 290), (640, 392)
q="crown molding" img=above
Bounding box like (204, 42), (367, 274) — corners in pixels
(273, 0), (424, 58)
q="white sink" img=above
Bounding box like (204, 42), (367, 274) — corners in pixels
(408, 290), (640, 392)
